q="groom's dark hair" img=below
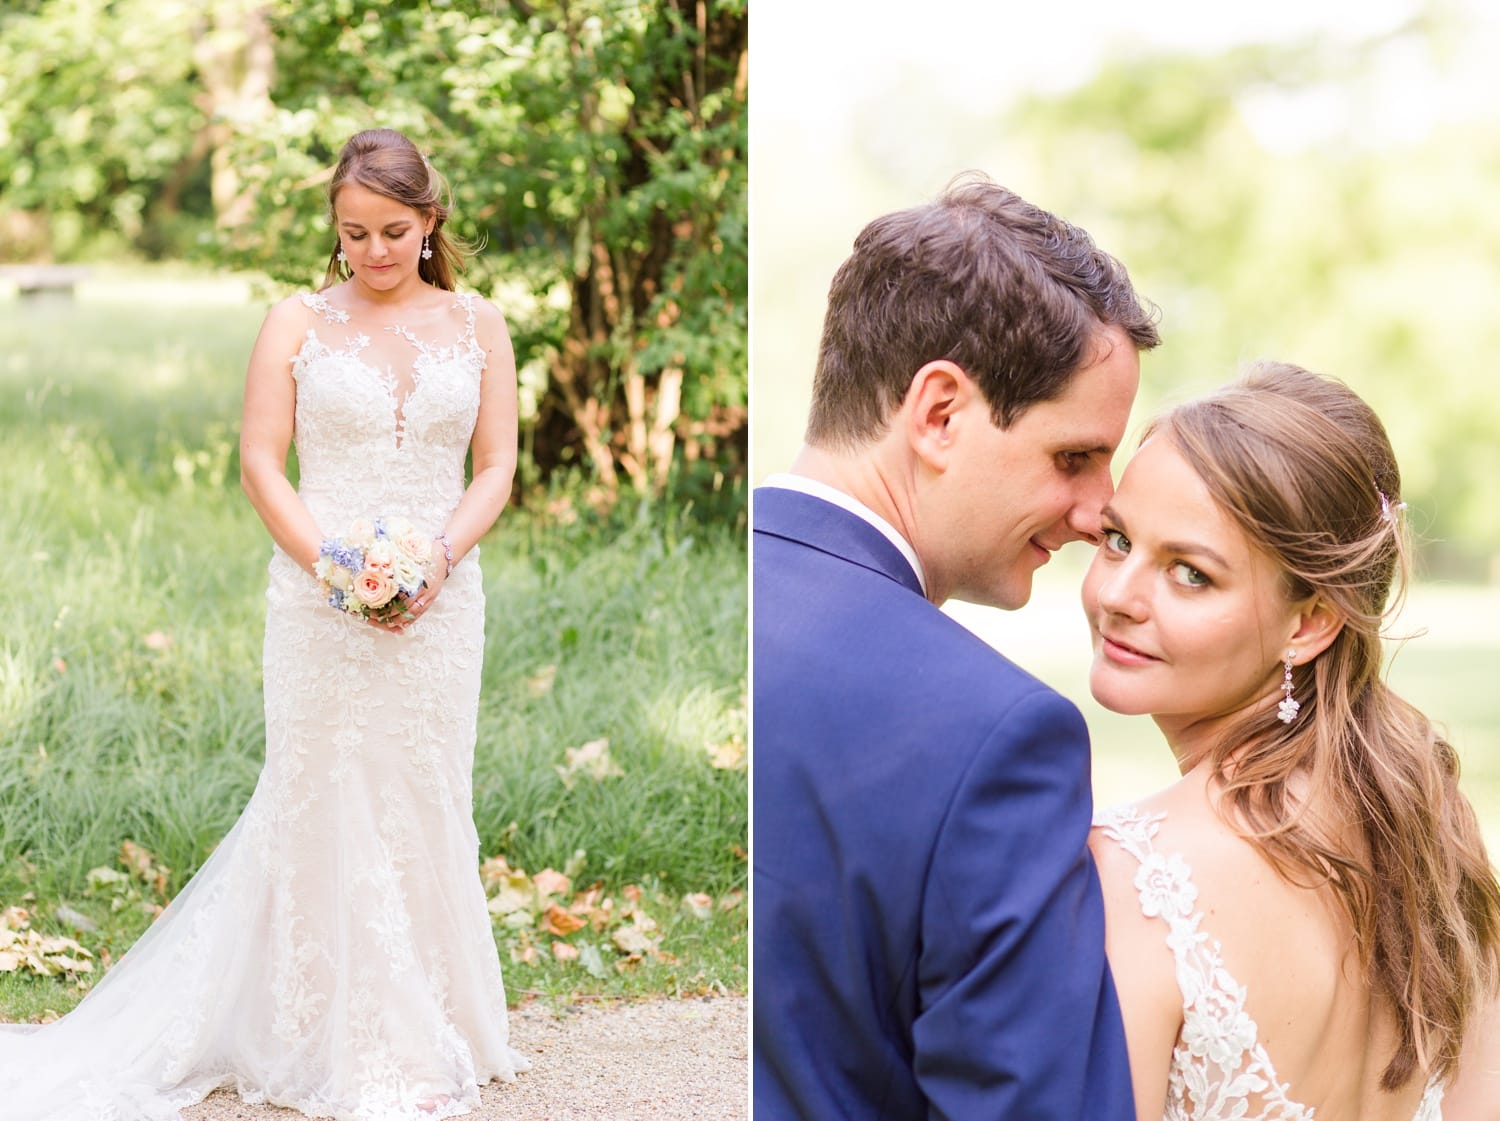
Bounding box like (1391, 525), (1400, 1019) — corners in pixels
(806, 173), (1160, 447)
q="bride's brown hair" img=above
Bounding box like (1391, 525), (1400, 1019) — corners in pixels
(1148, 361), (1500, 1090)
(322, 128), (465, 291)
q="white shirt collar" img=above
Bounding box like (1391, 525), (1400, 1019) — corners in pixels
(761, 473), (927, 595)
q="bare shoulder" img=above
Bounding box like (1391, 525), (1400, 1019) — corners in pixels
(248, 293), (313, 362)
(263, 292), (312, 328)
(466, 294), (515, 367)
(466, 293), (510, 334)
(1091, 776), (1265, 912)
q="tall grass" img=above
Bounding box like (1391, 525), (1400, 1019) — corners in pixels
(0, 293), (747, 1016)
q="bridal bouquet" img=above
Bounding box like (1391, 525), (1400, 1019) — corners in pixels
(315, 517), (431, 622)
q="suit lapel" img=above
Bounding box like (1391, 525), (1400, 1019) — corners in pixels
(753, 486), (925, 598)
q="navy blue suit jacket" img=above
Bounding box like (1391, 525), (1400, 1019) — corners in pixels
(752, 486), (1134, 1121)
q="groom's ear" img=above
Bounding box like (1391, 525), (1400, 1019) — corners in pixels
(904, 360), (975, 472)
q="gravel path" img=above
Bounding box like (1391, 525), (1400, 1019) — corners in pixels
(181, 995), (748, 1121)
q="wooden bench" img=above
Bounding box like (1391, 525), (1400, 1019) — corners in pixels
(0, 264), (94, 298)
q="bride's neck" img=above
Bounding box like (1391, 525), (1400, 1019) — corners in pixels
(1153, 711), (1241, 775)
(345, 276), (431, 309)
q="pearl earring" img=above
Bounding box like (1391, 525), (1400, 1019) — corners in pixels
(1277, 650), (1300, 724)
(336, 245), (346, 263)
(421, 234), (433, 261)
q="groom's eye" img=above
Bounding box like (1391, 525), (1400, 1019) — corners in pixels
(1056, 451), (1090, 473)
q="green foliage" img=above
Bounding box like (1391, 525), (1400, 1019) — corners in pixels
(0, 0), (209, 257)
(0, 0), (747, 506)
(0, 296), (746, 1018)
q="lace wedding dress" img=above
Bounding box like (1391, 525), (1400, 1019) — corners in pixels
(1096, 806), (1442, 1121)
(0, 291), (529, 1120)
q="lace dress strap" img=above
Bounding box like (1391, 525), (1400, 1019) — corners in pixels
(1094, 805), (1316, 1120)
(299, 291), (350, 324)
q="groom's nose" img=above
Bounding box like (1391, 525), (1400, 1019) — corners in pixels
(1062, 466), (1114, 545)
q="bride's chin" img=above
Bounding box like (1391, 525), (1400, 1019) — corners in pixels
(1088, 672), (1155, 717)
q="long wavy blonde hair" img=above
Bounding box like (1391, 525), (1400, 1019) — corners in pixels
(1151, 361), (1500, 1090)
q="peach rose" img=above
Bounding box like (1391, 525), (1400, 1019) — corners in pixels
(353, 567), (398, 609)
(395, 530), (432, 566)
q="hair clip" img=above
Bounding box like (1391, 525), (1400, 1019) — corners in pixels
(1377, 486), (1407, 523)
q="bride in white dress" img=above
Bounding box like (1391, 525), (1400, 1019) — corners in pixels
(1082, 362), (1500, 1121)
(0, 128), (529, 1119)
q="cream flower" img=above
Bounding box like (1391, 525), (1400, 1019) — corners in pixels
(1182, 1000), (1259, 1068)
(391, 555), (424, 595)
(1134, 852), (1196, 920)
(363, 541), (396, 574)
(395, 529), (432, 566)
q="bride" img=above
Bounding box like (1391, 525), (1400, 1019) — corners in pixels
(1084, 362), (1500, 1120)
(0, 128), (530, 1119)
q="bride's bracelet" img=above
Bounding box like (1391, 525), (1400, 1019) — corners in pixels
(435, 532), (454, 577)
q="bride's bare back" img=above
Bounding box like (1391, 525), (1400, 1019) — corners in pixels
(1093, 766), (1437, 1121)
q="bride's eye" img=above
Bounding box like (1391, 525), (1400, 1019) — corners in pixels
(1169, 562), (1209, 587)
(1102, 528), (1129, 554)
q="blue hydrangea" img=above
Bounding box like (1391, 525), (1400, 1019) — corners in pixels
(319, 540), (363, 572)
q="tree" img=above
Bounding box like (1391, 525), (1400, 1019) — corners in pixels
(0, 0), (207, 257)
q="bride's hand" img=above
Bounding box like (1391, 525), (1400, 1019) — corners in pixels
(396, 544), (450, 630)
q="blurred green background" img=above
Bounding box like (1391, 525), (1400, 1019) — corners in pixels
(1, 0), (746, 515)
(750, 0), (1500, 834)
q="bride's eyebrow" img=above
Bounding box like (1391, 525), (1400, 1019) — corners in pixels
(1160, 539), (1229, 569)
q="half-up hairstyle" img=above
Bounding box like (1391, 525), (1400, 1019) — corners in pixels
(1147, 361), (1500, 1091)
(323, 128), (465, 291)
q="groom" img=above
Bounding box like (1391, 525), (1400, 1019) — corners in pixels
(753, 175), (1160, 1120)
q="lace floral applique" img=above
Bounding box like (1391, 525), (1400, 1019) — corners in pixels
(301, 290), (350, 324)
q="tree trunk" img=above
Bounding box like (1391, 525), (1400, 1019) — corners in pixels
(193, 0), (274, 234)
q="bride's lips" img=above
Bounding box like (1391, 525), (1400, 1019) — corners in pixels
(1099, 632), (1161, 665)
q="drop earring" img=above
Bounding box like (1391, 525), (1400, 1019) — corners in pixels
(336, 244), (347, 263)
(1277, 650), (1300, 724)
(421, 234), (433, 261)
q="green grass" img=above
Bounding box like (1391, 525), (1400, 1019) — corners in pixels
(0, 291), (747, 1020)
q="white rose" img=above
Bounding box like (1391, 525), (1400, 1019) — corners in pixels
(392, 555), (424, 596)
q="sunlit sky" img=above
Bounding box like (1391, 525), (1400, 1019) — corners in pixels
(753, 0), (1494, 138)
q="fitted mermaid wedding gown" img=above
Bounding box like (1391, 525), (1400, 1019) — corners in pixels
(0, 290), (529, 1120)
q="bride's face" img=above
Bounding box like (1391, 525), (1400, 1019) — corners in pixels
(334, 183), (433, 292)
(1081, 436), (1302, 738)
